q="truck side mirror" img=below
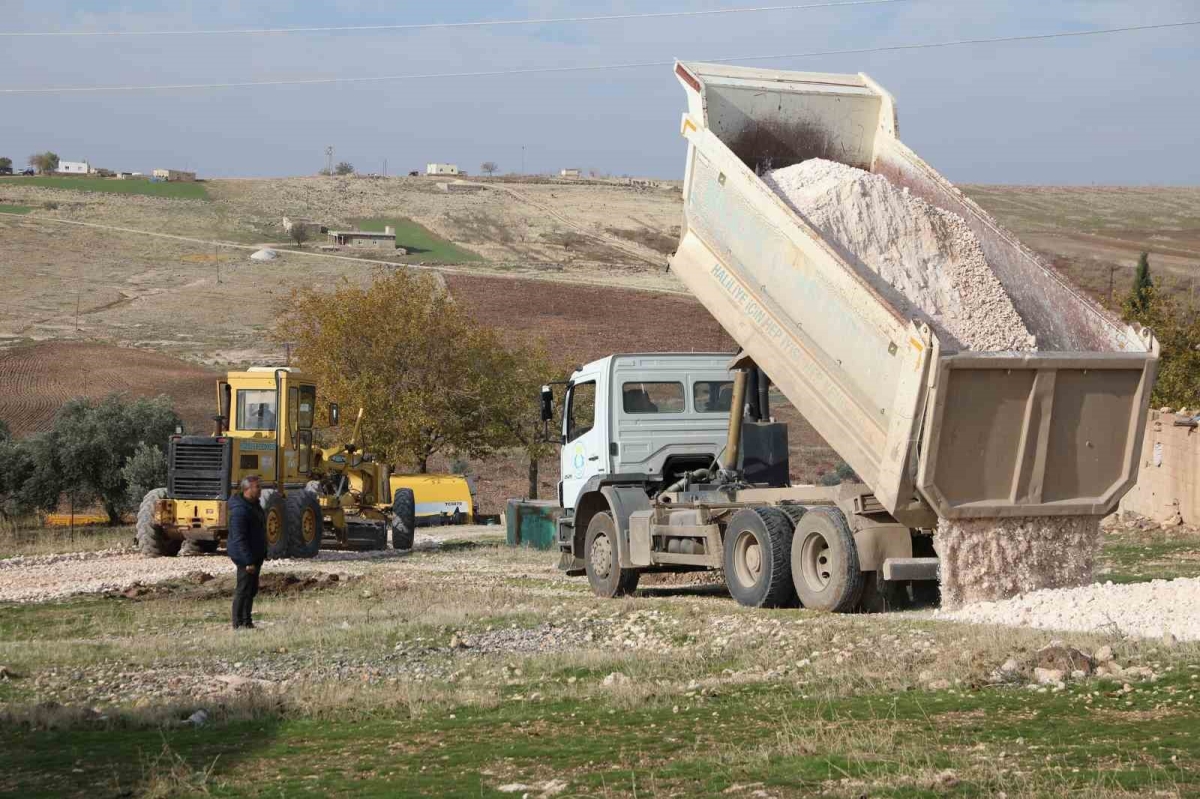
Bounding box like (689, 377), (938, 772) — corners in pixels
(540, 386), (554, 422)
(329, 403), (340, 426)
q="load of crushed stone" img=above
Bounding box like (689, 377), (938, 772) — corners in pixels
(765, 159), (1036, 352)
(935, 516), (1101, 608)
(766, 159), (1100, 606)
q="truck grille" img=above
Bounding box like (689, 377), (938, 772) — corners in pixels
(168, 437), (232, 500)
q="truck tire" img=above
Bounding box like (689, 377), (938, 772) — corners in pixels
(180, 540), (218, 556)
(790, 506), (863, 612)
(390, 488), (416, 551)
(286, 490), (323, 559)
(261, 489), (289, 560)
(723, 507), (795, 608)
(584, 511), (639, 598)
(136, 488), (181, 557)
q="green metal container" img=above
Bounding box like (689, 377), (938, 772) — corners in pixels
(505, 499), (563, 551)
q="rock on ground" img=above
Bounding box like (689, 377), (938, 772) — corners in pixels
(936, 576), (1200, 642)
(936, 516), (1101, 608)
(765, 159), (1035, 352)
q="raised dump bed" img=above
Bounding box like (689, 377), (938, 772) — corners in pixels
(670, 62), (1158, 525)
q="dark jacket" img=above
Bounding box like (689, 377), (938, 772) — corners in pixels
(227, 492), (267, 566)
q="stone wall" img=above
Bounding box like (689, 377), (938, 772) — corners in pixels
(1120, 410), (1200, 525)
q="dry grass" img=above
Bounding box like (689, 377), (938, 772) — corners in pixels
(0, 521), (134, 558)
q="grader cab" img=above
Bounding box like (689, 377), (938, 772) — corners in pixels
(136, 367), (416, 558)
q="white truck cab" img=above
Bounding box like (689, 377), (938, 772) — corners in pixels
(558, 353), (736, 511)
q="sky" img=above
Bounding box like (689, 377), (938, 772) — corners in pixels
(1, 1), (1197, 184)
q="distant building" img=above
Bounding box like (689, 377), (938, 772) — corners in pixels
(426, 163), (459, 176)
(57, 161), (90, 175)
(327, 227), (397, 250)
(283, 217), (324, 237)
(152, 169), (197, 182)
(560, 168), (582, 178)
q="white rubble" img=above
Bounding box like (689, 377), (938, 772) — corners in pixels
(935, 576), (1200, 641)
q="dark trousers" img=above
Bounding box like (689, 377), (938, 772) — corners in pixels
(233, 559), (263, 628)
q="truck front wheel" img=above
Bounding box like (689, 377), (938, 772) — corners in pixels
(584, 512), (639, 599)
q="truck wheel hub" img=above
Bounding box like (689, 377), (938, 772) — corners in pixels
(267, 510), (282, 545)
(590, 534), (613, 578)
(733, 531), (763, 587)
(800, 532), (833, 589)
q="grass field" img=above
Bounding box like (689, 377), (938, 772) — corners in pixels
(0, 175), (209, 200)
(0, 203), (32, 214)
(356, 217), (482, 263)
(2, 525), (1198, 797)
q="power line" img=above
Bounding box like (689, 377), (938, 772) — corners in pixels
(2, 1), (909, 38)
(2, 20), (1196, 95)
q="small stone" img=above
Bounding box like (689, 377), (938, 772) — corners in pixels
(999, 658), (1021, 673)
(1034, 667), (1065, 685)
(1163, 632), (1178, 649)
(1095, 645), (1113, 663)
(928, 679), (951, 691)
(186, 709), (209, 727)
(449, 634), (466, 650)
(602, 672), (629, 687)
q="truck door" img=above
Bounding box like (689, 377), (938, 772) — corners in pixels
(560, 376), (604, 510)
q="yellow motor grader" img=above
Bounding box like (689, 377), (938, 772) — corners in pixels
(136, 367), (418, 558)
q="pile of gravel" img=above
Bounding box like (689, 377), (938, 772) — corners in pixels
(765, 159), (1035, 353)
(935, 576), (1200, 642)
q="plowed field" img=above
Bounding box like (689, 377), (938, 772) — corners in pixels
(0, 341), (217, 436)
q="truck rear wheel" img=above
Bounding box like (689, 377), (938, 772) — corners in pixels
(390, 488), (416, 551)
(790, 506), (863, 612)
(585, 512), (639, 598)
(136, 488), (181, 557)
(286, 490), (323, 559)
(261, 489), (289, 560)
(723, 507), (795, 608)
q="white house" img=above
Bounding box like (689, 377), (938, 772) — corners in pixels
(57, 161), (90, 175)
(560, 168), (582, 178)
(426, 163), (459, 176)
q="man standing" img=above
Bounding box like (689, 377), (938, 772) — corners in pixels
(227, 475), (267, 629)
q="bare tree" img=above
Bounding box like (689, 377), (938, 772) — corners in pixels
(481, 161), (499, 176)
(290, 224), (311, 249)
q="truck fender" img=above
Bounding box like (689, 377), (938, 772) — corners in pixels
(852, 522), (913, 572)
(600, 486), (653, 569)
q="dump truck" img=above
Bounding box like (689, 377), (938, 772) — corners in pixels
(137, 368), (469, 557)
(541, 63), (1158, 611)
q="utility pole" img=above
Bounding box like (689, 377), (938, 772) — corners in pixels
(215, 241), (221, 284)
(1109, 264), (1116, 307)
(325, 145), (334, 175)
(521, 144), (526, 175)
(75, 290), (80, 334)
(383, 158), (388, 178)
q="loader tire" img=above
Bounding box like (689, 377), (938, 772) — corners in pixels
(723, 507), (795, 608)
(790, 506), (863, 612)
(136, 488), (181, 557)
(286, 490), (323, 559)
(180, 540), (218, 556)
(261, 489), (289, 561)
(390, 488), (416, 551)
(584, 512), (639, 599)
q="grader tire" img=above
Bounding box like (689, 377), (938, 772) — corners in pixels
(136, 488), (181, 557)
(286, 490), (323, 559)
(261, 489), (289, 560)
(390, 488), (416, 551)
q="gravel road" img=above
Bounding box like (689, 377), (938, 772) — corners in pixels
(0, 527), (502, 604)
(935, 577), (1200, 642)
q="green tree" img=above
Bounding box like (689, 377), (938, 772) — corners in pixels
(0, 425), (64, 521)
(1124, 252), (1154, 317)
(0, 157), (12, 171)
(51, 395), (179, 523)
(27, 151), (59, 174)
(121, 442), (168, 510)
(1124, 285), (1200, 409)
(275, 270), (509, 473)
(475, 342), (564, 499)
(334, 161), (354, 176)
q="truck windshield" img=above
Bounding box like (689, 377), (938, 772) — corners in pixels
(694, 381), (734, 413)
(623, 382), (685, 414)
(237, 389), (277, 431)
